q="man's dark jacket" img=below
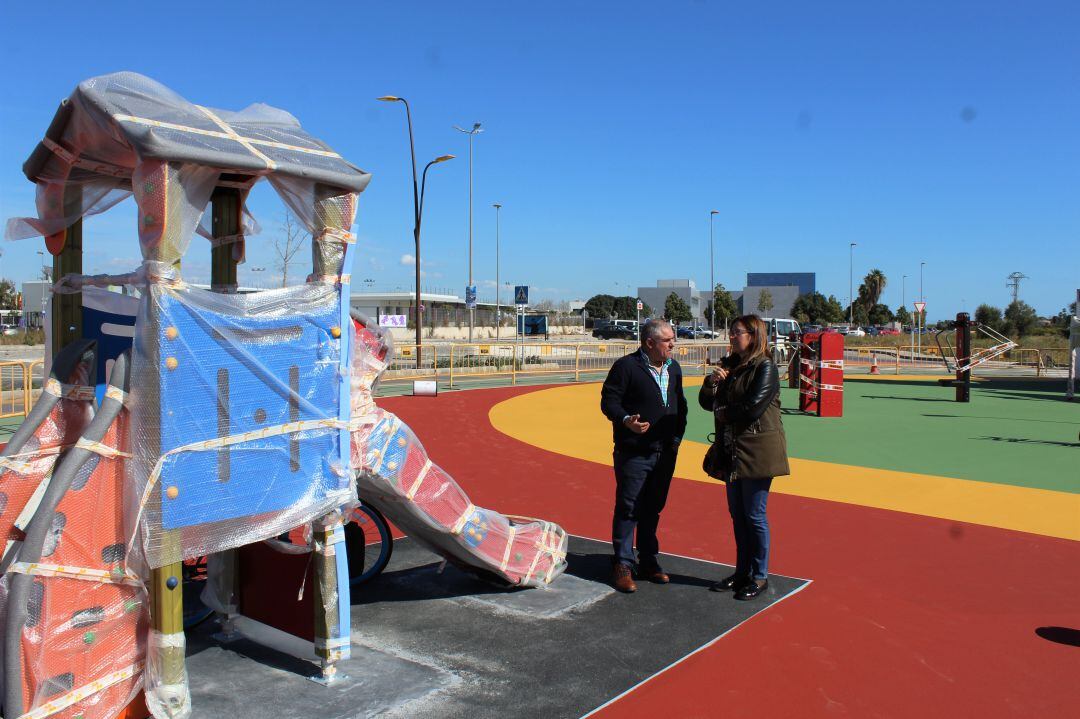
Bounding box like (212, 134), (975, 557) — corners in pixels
(600, 350), (688, 454)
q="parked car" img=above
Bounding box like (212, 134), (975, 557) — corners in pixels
(879, 327), (901, 336)
(0, 324), (17, 336)
(676, 324), (714, 339)
(846, 327), (867, 337)
(593, 320), (639, 340)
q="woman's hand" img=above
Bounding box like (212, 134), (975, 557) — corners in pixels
(710, 366), (729, 384)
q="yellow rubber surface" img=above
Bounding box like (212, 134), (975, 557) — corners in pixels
(489, 380), (1080, 541)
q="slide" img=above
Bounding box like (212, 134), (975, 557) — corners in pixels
(348, 315), (567, 588)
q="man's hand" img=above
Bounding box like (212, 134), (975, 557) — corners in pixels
(623, 414), (650, 434)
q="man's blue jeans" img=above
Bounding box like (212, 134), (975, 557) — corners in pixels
(726, 477), (772, 580)
(612, 447), (676, 568)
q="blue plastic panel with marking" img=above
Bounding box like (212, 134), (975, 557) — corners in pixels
(156, 290), (347, 529)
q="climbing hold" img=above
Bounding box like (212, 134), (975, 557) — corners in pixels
(165, 326), (179, 340)
(165, 357), (179, 370)
(165, 576), (179, 590)
(166, 486), (179, 500)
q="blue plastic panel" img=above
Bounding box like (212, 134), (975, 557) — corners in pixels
(156, 291), (347, 529)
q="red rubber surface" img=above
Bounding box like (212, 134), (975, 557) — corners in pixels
(381, 385), (1080, 718)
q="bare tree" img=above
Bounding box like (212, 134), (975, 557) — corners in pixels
(275, 211), (309, 287)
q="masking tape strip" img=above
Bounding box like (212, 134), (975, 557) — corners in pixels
(314, 227), (356, 245)
(500, 526), (517, 572)
(405, 459), (433, 500)
(75, 437), (132, 459)
(314, 636), (351, 650)
(8, 561), (142, 586)
(113, 113), (342, 159)
(17, 662), (143, 719)
(105, 385), (128, 404)
(43, 378), (96, 401)
(450, 504), (477, 535)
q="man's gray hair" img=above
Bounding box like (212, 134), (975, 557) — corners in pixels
(640, 319), (673, 344)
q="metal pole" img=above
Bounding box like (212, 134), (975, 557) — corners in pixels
(454, 122), (482, 343)
(919, 261), (925, 361)
(849, 242), (857, 325)
(710, 209), (718, 336)
(494, 203), (501, 341)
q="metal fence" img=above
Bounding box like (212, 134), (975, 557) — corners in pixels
(0, 343), (1068, 424)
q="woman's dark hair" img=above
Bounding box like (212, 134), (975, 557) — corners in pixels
(731, 314), (768, 364)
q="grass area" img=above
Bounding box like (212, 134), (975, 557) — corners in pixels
(685, 377), (1079, 493)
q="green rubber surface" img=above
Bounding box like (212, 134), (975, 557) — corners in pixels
(685, 378), (1080, 494)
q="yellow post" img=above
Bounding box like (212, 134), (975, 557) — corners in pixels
(575, 344), (580, 382)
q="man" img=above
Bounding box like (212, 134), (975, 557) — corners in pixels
(600, 319), (688, 593)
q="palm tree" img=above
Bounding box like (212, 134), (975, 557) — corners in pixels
(862, 269), (887, 307)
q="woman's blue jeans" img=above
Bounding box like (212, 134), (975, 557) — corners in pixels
(726, 477), (772, 580)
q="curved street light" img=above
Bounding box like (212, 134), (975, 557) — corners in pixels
(379, 96), (454, 362)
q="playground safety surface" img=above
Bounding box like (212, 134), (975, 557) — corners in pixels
(183, 536), (807, 719)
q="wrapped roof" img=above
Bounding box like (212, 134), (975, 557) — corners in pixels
(23, 71), (371, 193)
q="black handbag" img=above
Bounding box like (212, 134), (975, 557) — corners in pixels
(702, 433), (728, 481)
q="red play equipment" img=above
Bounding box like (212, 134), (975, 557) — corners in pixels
(797, 332), (844, 417)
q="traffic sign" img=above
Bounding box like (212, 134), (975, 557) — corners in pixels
(913, 301), (926, 313)
(515, 285), (529, 306)
(636, 301), (643, 311)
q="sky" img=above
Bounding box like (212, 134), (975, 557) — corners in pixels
(1, 1), (1077, 321)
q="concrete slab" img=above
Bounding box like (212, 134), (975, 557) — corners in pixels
(182, 535), (809, 718)
(185, 624), (456, 719)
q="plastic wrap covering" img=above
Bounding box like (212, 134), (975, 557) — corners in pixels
(144, 630), (189, 719)
(7, 72), (370, 243)
(128, 282), (356, 569)
(3, 354), (148, 719)
(1, 340), (96, 573)
(348, 318), (568, 587)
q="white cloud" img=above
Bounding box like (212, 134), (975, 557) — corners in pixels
(400, 254), (415, 266)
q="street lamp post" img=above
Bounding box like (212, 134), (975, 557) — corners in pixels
(454, 122), (483, 342)
(493, 202), (502, 342)
(849, 242), (857, 325)
(709, 209), (718, 336)
(378, 95), (454, 366)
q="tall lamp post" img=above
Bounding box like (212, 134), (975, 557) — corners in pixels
(378, 95), (454, 365)
(849, 242), (857, 325)
(493, 202), (502, 341)
(709, 209), (718, 335)
(453, 122), (483, 342)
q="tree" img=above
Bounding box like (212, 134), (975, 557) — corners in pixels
(705, 283), (738, 328)
(862, 269), (887, 307)
(275, 211), (309, 287)
(0, 280), (17, 311)
(756, 288), (774, 314)
(1003, 300), (1038, 338)
(613, 296), (651, 319)
(583, 294), (616, 320)
(664, 292), (693, 324)
(825, 295), (845, 324)
(868, 303), (894, 325)
(974, 304), (1003, 333)
(895, 305), (912, 327)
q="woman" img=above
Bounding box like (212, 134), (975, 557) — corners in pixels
(699, 314), (790, 600)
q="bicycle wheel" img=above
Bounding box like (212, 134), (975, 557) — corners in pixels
(345, 503), (393, 586)
(182, 555), (214, 629)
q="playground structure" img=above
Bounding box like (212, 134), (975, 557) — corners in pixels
(934, 312), (1018, 402)
(1, 72), (567, 719)
(795, 331), (844, 417)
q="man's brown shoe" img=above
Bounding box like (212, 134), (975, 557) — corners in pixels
(611, 563), (637, 593)
(637, 564), (670, 584)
